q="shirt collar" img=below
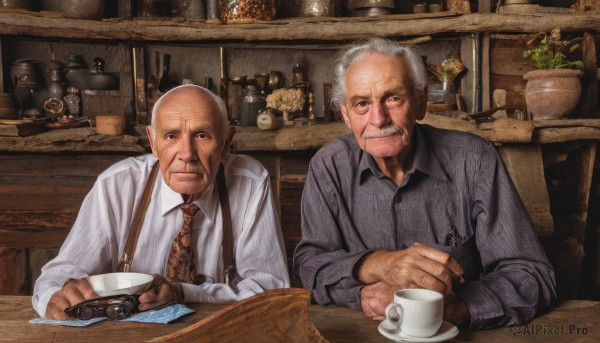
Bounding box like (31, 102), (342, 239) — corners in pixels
(358, 124), (450, 183)
(159, 177), (218, 224)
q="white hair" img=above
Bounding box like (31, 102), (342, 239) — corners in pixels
(331, 37), (428, 110)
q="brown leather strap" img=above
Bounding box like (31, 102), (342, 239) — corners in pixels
(118, 162), (160, 272)
(117, 161), (236, 286)
(216, 162), (236, 285)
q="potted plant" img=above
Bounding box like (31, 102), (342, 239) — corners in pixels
(522, 27), (584, 120)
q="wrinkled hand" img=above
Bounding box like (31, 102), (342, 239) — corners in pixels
(46, 278), (97, 320)
(360, 281), (398, 321)
(444, 291), (470, 326)
(137, 274), (183, 311)
(358, 243), (464, 295)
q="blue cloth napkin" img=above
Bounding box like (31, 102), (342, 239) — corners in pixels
(29, 304), (195, 327)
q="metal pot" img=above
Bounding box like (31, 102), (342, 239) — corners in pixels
(89, 57), (119, 90)
(62, 0), (106, 20)
(10, 59), (43, 87)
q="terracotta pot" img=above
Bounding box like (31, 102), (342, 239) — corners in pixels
(523, 69), (584, 120)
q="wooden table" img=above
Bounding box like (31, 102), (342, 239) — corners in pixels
(1, 296), (598, 342)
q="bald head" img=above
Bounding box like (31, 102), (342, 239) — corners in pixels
(149, 84), (229, 140)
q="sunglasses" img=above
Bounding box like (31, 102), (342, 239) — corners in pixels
(65, 294), (140, 320)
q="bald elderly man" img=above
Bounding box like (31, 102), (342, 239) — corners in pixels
(34, 85), (289, 319)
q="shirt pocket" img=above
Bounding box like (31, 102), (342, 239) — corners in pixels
(429, 234), (481, 281)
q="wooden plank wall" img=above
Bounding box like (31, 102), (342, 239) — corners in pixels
(0, 154), (130, 294)
(0, 151), (313, 294)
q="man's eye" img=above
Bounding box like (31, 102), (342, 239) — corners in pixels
(353, 101), (370, 114)
(386, 96), (405, 108)
(196, 132), (208, 139)
(164, 134), (176, 140)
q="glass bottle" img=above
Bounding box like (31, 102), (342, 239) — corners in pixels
(239, 85), (265, 127)
(64, 86), (81, 116)
(205, 77), (217, 94)
(44, 60), (67, 120)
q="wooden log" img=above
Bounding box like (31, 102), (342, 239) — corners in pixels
(533, 119), (600, 128)
(0, 37), (3, 94)
(149, 288), (327, 343)
(231, 124), (350, 152)
(535, 127), (600, 143)
(572, 142), (597, 243)
(0, 12), (600, 42)
(579, 31), (598, 119)
(0, 127), (144, 153)
(489, 117), (533, 143)
(498, 144), (554, 237)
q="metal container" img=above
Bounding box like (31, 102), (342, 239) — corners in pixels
(300, 0), (335, 17)
(62, 0), (106, 20)
(218, 0), (278, 23)
(172, 0), (206, 20)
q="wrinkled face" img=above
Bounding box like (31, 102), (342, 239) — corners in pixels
(147, 88), (228, 196)
(341, 53), (426, 158)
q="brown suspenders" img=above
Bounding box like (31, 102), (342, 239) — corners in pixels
(118, 162), (236, 286)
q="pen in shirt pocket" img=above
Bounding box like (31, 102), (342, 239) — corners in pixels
(446, 224), (464, 247)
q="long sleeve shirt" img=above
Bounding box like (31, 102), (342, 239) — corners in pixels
(294, 124), (556, 329)
(33, 153), (289, 318)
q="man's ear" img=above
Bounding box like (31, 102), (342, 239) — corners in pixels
(340, 103), (352, 129)
(146, 125), (158, 156)
(221, 126), (236, 159)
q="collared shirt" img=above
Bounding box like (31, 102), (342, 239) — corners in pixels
(33, 153), (289, 318)
(294, 124), (556, 329)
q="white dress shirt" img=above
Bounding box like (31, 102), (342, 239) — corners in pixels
(32, 153), (290, 318)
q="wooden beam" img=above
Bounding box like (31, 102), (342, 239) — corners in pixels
(1, 12), (599, 42)
(0, 211), (77, 230)
(0, 229), (69, 248)
(0, 127), (145, 153)
(499, 144), (553, 237)
(580, 31), (598, 118)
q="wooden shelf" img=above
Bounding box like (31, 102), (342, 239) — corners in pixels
(0, 127), (145, 153)
(4, 117), (600, 153)
(0, 11), (599, 43)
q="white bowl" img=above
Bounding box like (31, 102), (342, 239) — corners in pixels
(86, 272), (154, 297)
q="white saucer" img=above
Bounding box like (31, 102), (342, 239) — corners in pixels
(378, 320), (459, 342)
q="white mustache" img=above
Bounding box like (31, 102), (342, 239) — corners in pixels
(362, 126), (404, 139)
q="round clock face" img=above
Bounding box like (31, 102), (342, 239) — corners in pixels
(43, 97), (65, 115)
(257, 111), (275, 130)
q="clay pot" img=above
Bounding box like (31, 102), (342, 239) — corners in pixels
(62, 0), (106, 20)
(523, 69), (584, 120)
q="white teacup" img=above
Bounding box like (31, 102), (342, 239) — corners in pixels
(384, 289), (444, 338)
